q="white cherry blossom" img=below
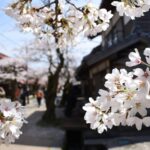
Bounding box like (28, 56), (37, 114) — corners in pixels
(144, 48), (150, 64)
(126, 49), (142, 67)
(112, 0), (150, 19)
(126, 117), (143, 130)
(134, 68), (150, 82)
(143, 117), (150, 127)
(105, 68), (133, 91)
(0, 99), (26, 144)
(83, 48), (150, 134)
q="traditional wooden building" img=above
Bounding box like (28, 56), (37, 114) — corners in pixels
(76, 0), (150, 98)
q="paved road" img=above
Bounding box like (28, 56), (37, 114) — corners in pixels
(0, 99), (65, 150)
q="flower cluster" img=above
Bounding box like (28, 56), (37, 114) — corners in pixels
(83, 48), (150, 133)
(75, 3), (113, 36)
(112, 0), (150, 19)
(0, 99), (26, 144)
(5, 0), (150, 56)
(5, 1), (113, 50)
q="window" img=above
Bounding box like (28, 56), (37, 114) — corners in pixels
(105, 18), (124, 47)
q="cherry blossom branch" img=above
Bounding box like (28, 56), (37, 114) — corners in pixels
(141, 61), (150, 68)
(0, 99), (26, 144)
(83, 47), (150, 133)
(65, 0), (82, 12)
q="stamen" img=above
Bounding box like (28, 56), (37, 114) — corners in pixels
(123, 0), (144, 7)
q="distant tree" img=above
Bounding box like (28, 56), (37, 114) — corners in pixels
(0, 57), (27, 100)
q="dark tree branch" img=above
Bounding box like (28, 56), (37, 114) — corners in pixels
(66, 0), (82, 12)
(39, 1), (55, 9)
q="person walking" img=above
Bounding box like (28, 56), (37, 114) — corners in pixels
(36, 89), (44, 107)
(20, 86), (27, 106)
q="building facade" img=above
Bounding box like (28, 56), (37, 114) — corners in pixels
(76, 0), (150, 98)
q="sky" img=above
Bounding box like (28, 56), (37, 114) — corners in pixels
(0, 0), (101, 66)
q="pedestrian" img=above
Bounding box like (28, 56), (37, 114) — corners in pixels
(20, 85), (28, 106)
(36, 89), (44, 107)
(26, 86), (30, 104)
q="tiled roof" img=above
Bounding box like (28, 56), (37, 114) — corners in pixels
(85, 34), (150, 67)
(0, 53), (8, 59)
